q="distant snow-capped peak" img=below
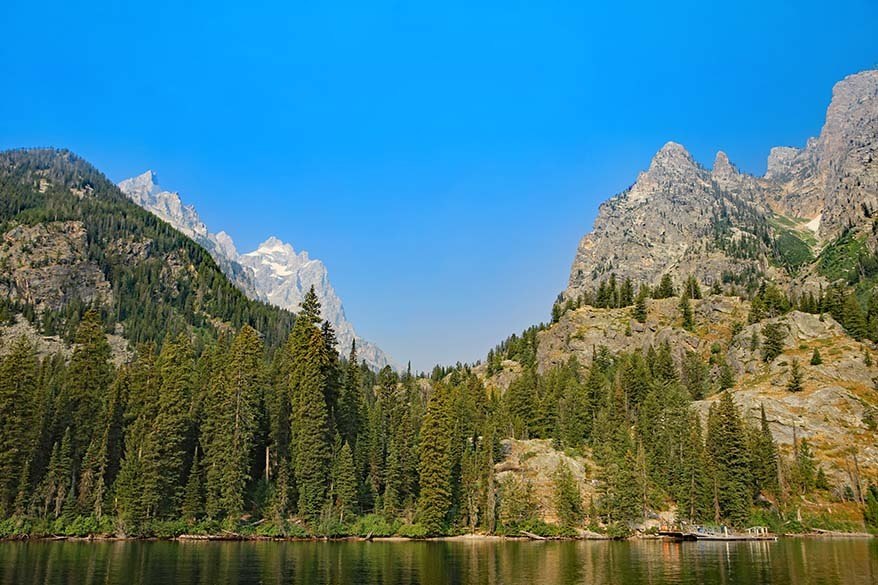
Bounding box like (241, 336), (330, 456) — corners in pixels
(118, 172), (394, 370)
(118, 171), (208, 240)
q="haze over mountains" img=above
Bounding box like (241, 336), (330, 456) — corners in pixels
(118, 171), (394, 370)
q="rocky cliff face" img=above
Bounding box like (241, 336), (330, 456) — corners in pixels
(502, 295), (878, 488)
(118, 172), (394, 370)
(566, 142), (780, 298)
(566, 69), (878, 301)
(0, 221), (112, 312)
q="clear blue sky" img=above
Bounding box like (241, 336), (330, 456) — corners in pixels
(2, 1), (876, 370)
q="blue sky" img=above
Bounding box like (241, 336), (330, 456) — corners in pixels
(2, 1), (876, 370)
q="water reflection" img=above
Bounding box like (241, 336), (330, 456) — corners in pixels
(0, 538), (875, 585)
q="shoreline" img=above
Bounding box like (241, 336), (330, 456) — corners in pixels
(1, 532), (872, 544)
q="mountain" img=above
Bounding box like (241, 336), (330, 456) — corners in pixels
(566, 69), (878, 302)
(474, 70), (878, 524)
(118, 172), (394, 370)
(117, 171), (259, 299)
(0, 148), (295, 350)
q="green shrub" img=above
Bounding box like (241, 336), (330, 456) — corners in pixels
(396, 523), (429, 538)
(350, 514), (398, 537)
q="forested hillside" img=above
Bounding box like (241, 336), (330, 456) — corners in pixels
(0, 148), (295, 349)
(2, 279), (877, 538)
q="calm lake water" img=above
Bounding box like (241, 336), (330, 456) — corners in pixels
(0, 538), (875, 585)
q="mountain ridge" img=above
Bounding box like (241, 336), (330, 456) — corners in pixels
(118, 171), (394, 370)
(566, 69), (878, 302)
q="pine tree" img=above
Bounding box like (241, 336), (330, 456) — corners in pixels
(633, 287), (648, 323)
(655, 274), (676, 299)
(843, 294), (867, 340)
(793, 438), (817, 494)
(705, 393), (752, 526)
(293, 327), (332, 522)
(76, 433), (109, 517)
(338, 339), (363, 444)
(115, 334), (193, 530)
(606, 448), (643, 522)
(417, 383), (453, 534)
(679, 292), (695, 331)
(59, 309), (113, 463)
(38, 429), (73, 520)
(383, 435), (403, 517)
(181, 447), (204, 523)
(0, 337), (39, 515)
(761, 322), (786, 363)
(620, 277), (634, 307)
(152, 334), (195, 516)
(557, 370), (588, 448)
(863, 485), (878, 531)
(749, 404), (778, 495)
(203, 325), (265, 520)
(681, 350), (708, 400)
(685, 275), (702, 299)
(786, 359), (803, 392)
(810, 348), (823, 365)
(718, 358), (735, 391)
(460, 445), (481, 531)
(504, 368), (538, 438)
(653, 342), (678, 384)
(332, 442), (358, 522)
(677, 412), (710, 522)
(553, 462), (583, 528)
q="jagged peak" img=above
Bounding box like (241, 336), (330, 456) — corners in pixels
(246, 236), (314, 264)
(212, 230), (239, 260)
(119, 170), (159, 195)
(712, 151), (739, 180)
(647, 141), (698, 172)
(657, 140), (692, 157)
(137, 169), (157, 183)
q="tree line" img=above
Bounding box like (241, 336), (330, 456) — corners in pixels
(4, 283), (872, 538)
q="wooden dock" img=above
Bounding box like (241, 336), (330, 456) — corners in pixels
(659, 526), (777, 542)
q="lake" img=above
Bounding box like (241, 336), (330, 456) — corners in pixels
(0, 538), (875, 584)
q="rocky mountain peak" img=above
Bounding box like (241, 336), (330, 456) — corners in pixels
(711, 151), (739, 182)
(649, 141), (698, 173)
(624, 141), (706, 206)
(252, 236), (298, 257)
(213, 230), (239, 260)
(118, 173), (394, 370)
(118, 171), (207, 240)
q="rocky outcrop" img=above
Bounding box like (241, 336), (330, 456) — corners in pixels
(495, 439), (598, 525)
(512, 295), (878, 489)
(536, 295), (746, 373)
(0, 221), (112, 312)
(760, 71), (878, 234)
